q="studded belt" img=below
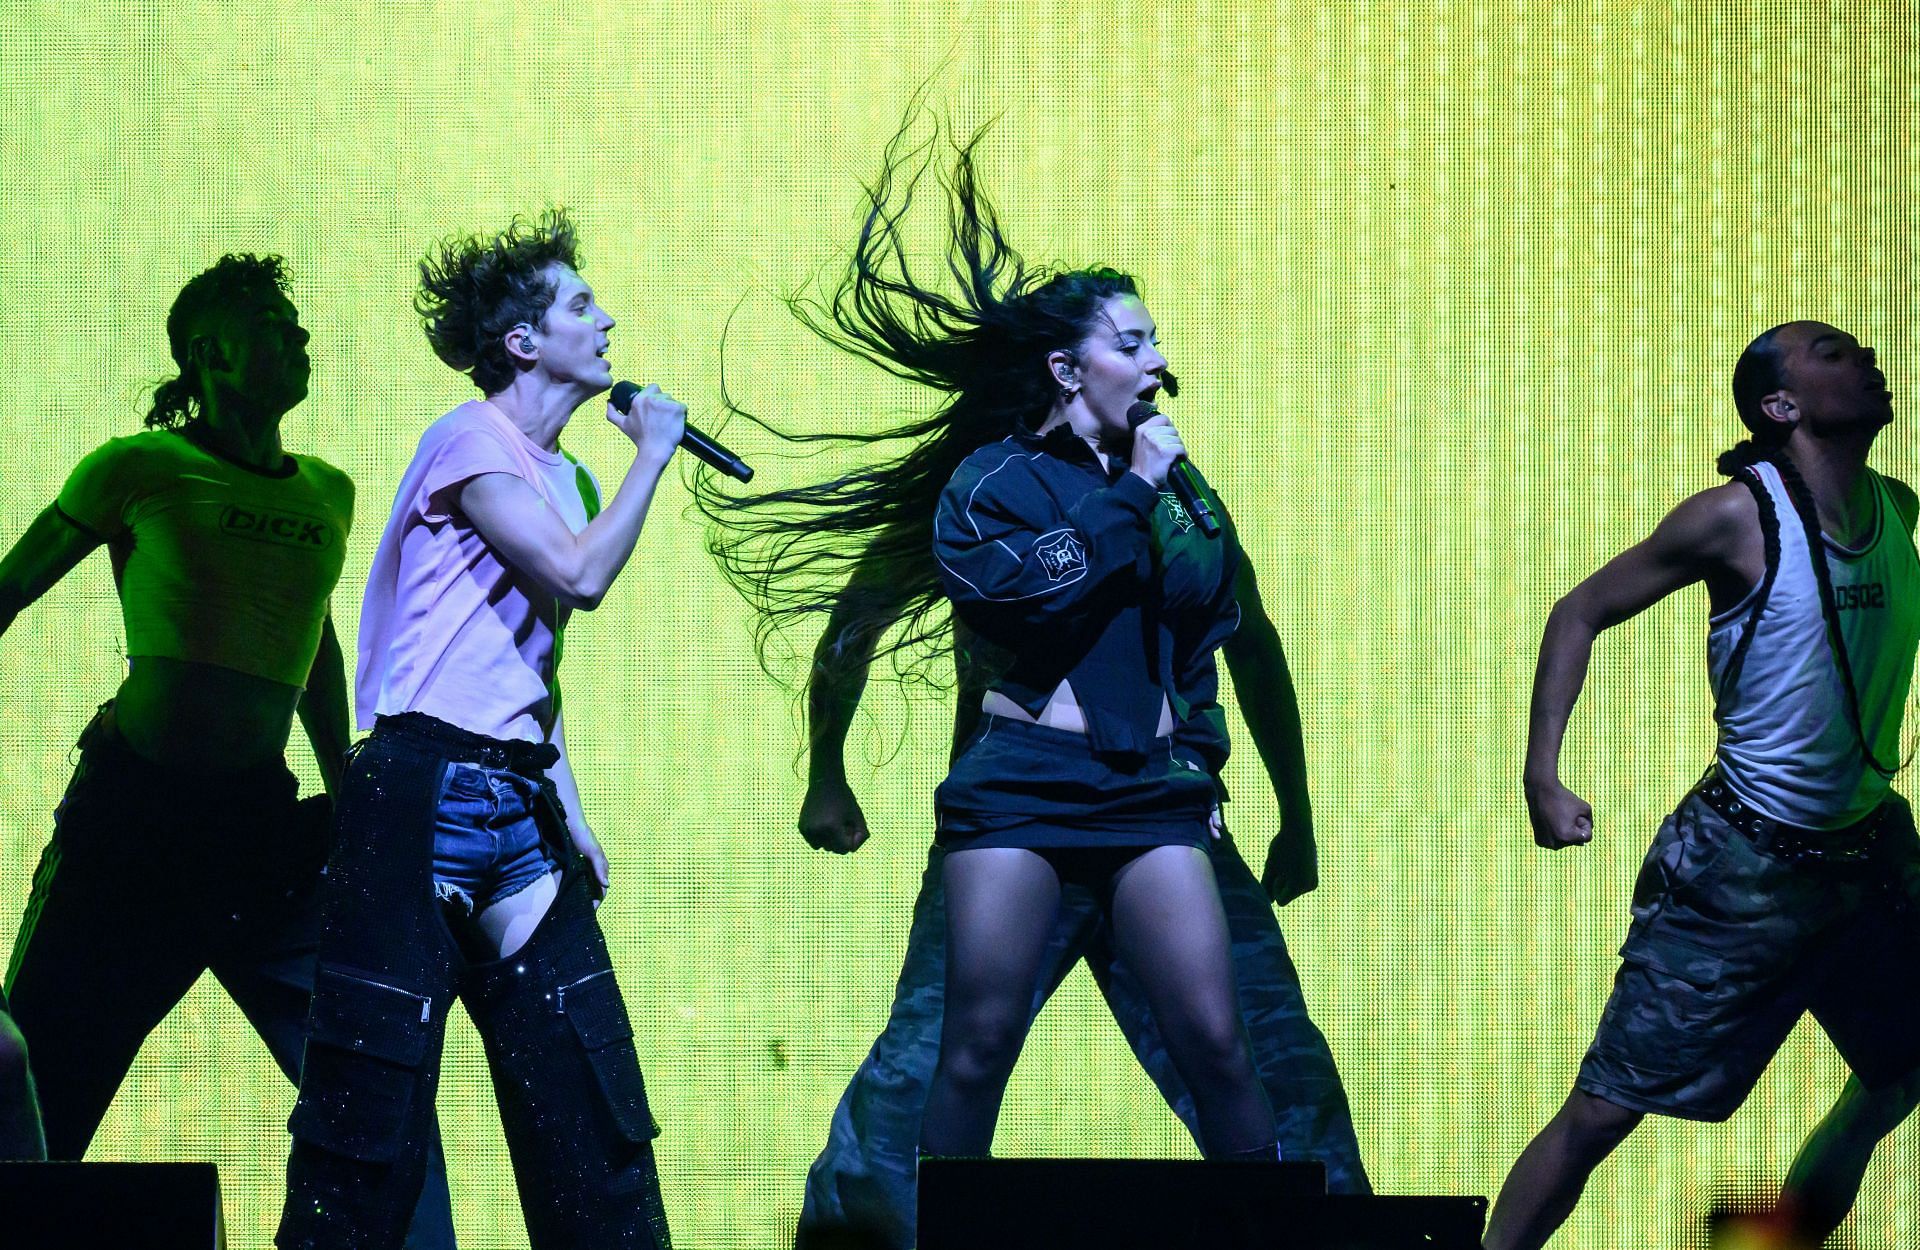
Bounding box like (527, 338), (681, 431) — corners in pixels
(370, 711), (561, 776)
(1693, 769), (1885, 864)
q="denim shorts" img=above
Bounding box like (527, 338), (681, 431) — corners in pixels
(1576, 791), (1920, 1122)
(430, 761), (562, 918)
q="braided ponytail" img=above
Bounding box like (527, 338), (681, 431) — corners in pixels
(143, 252), (291, 430)
(1767, 452), (1901, 777)
(144, 373), (202, 430)
(1715, 437), (1782, 478)
(1717, 461), (1783, 694)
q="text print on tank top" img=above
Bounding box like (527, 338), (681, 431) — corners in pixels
(1705, 462), (1920, 829)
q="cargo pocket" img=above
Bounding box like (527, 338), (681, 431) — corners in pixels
(1596, 917), (1731, 1078)
(1621, 918), (1726, 990)
(559, 968), (661, 1143)
(288, 967), (435, 1162)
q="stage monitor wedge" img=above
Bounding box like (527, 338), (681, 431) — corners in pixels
(0, 1161), (226, 1250)
(919, 1157), (1485, 1250)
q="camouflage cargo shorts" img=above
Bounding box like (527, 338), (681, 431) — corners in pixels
(1577, 790), (1920, 1122)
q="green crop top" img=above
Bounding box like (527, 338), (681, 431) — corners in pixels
(55, 429), (353, 688)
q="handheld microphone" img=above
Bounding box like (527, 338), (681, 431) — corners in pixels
(610, 381), (755, 483)
(1126, 400), (1220, 539)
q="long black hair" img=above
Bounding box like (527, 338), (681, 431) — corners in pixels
(696, 119), (1148, 686)
(1718, 324), (1899, 777)
(145, 253), (292, 429)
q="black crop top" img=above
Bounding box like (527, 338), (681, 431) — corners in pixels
(933, 425), (1243, 773)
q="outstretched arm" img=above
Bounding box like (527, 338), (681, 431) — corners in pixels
(1220, 558), (1316, 905)
(799, 556), (908, 854)
(0, 506), (102, 641)
(1526, 482), (1757, 847)
(297, 614), (351, 797)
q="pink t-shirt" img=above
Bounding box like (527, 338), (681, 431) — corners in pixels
(357, 399), (600, 741)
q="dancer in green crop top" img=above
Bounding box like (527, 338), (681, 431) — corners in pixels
(0, 254), (453, 1246)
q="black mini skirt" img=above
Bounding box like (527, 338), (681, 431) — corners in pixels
(933, 715), (1216, 850)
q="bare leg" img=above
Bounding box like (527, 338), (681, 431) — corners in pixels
(797, 846), (1105, 1250)
(1104, 846), (1273, 1156)
(0, 1008), (46, 1160)
(1081, 834), (1371, 1188)
(1483, 1090), (1643, 1250)
(919, 848), (1062, 1156)
(471, 870), (563, 959)
(1776, 1071), (1920, 1242)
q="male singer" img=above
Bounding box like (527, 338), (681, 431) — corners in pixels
(279, 210), (684, 1249)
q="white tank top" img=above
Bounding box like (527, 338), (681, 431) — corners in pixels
(1705, 462), (1920, 828)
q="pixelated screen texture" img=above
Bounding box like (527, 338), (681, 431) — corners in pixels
(1, 0), (1916, 1246)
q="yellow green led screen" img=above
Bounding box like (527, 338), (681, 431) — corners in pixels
(1, 1), (1915, 1246)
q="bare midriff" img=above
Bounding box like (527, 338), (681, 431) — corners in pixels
(981, 679), (1174, 737)
(113, 656), (304, 771)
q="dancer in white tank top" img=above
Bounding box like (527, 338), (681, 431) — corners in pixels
(1707, 459), (1920, 827)
(1485, 321), (1920, 1250)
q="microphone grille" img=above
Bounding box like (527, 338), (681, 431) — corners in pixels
(1126, 400), (1158, 428)
(610, 380), (639, 411)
